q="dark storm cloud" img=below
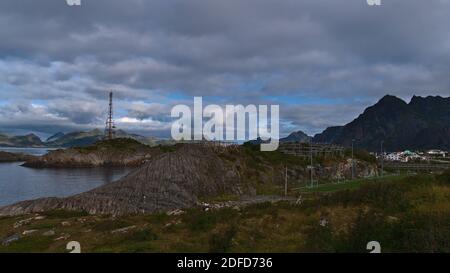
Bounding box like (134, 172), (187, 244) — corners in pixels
(0, 0), (449, 136)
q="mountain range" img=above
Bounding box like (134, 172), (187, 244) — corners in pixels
(0, 129), (174, 148)
(1, 95), (449, 151)
(313, 95), (450, 152)
(246, 130), (311, 145)
(246, 95), (450, 152)
(0, 133), (44, 147)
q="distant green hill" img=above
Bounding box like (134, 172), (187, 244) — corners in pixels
(44, 129), (104, 148)
(0, 129), (174, 148)
(0, 133), (44, 147)
(45, 129), (175, 148)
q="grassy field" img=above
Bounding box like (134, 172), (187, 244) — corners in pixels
(0, 171), (449, 253)
(295, 174), (409, 193)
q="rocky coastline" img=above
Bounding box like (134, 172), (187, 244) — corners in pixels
(0, 151), (36, 163)
(22, 138), (162, 168)
(0, 143), (378, 216)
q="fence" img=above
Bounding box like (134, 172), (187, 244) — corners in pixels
(278, 142), (345, 158)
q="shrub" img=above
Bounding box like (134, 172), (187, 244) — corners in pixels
(344, 149), (377, 164)
(92, 219), (132, 232)
(127, 228), (158, 242)
(183, 209), (238, 232)
(437, 169), (450, 185)
(303, 220), (336, 252)
(336, 209), (393, 252)
(319, 178), (412, 213)
(42, 210), (89, 219)
(208, 225), (237, 253)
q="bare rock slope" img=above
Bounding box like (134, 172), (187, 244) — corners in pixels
(0, 145), (243, 216)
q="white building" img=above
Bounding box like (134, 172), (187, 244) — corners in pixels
(385, 153), (401, 161)
(427, 149), (447, 158)
(384, 150), (426, 162)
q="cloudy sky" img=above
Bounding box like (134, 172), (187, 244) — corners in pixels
(0, 0), (449, 139)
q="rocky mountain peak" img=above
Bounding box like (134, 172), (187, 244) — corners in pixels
(312, 94), (450, 151)
(282, 130), (311, 143)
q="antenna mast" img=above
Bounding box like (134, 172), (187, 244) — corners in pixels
(105, 91), (115, 140)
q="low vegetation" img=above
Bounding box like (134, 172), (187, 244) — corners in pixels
(74, 138), (150, 153)
(0, 170), (448, 253)
(344, 149), (378, 164)
(241, 143), (348, 167)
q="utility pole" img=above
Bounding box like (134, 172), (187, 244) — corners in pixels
(310, 139), (314, 188)
(351, 139), (355, 180)
(105, 91), (115, 140)
(284, 165), (288, 196)
(381, 141), (384, 177)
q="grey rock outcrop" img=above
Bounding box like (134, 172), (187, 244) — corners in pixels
(0, 145), (243, 216)
(0, 151), (36, 163)
(23, 138), (160, 168)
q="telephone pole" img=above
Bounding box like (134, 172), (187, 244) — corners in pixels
(105, 91), (115, 140)
(380, 141), (384, 178)
(310, 139), (314, 187)
(284, 165), (288, 196)
(351, 139), (355, 180)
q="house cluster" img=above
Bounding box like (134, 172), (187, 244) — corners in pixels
(378, 149), (448, 163)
